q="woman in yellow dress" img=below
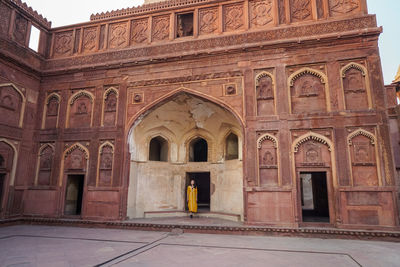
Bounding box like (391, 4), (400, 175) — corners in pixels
(187, 179), (197, 218)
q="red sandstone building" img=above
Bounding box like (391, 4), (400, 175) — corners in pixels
(0, 0), (399, 230)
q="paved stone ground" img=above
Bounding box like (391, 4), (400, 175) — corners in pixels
(0, 225), (399, 267)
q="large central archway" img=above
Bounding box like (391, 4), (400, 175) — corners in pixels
(127, 92), (243, 220)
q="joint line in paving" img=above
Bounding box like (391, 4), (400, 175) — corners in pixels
(94, 233), (170, 266)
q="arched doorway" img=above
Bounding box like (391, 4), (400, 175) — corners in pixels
(127, 92), (243, 220)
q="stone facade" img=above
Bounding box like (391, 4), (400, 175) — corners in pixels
(0, 0), (399, 229)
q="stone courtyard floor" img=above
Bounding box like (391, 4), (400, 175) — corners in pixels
(0, 224), (399, 267)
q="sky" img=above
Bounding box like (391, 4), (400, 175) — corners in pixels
(23, 0), (399, 84)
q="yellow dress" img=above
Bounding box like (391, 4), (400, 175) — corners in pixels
(187, 185), (198, 213)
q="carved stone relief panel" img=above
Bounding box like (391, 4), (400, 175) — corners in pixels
(103, 91), (117, 126)
(0, 85), (23, 127)
(250, 0), (274, 28)
(295, 138), (331, 168)
(290, 73), (326, 114)
(329, 0), (360, 16)
(290, 0), (312, 22)
(349, 133), (378, 187)
(82, 27), (98, 53)
(224, 3), (244, 32)
(342, 65), (368, 110)
(199, 7), (218, 35)
(53, 31), (73, 57)
(131, 18), (148, 44)
(38, 145), (54, 186)
(65, 148), (87, 171)
(152, 15), (170, 42)
(303, 141), (323, 165)
(109, 22), (128, 49)
(13, 14), (28, 45)
(258, 136), (278, 186)
(69, 94), (92, 128)
(0, 3), (11, 35)
(256, 72), (275, 116)
(99, 144), (113, 186)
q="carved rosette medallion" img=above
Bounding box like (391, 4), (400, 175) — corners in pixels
(83, 27), (97, 52)
(224, 4), (244, 32)
(131, 19), (148, 44)
(54, 31), (73, 56)
(199, 7), (218, 35)
(329, 0), (360, 16)
(250, 0), (274, 28)
(290, 0), (312, 22)
(152, 16), (170, 41)
(109, 22), (128, 49)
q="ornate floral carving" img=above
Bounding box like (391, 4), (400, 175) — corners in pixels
(304, 141), (322, 163)
(131, 19), (148, 44)
(329, 0), (359, 16)
(45, 16), (376, 66)
(290, 0), (312, 22)
(109, 23), (128, 49)
(54, 32), (73, 56)
(250, 0), (274, 28)
(152, 16), (170, 41)
(82, 27), (97, 52)
(199, 7), (218, 35)
(224, 4), (244, 31)
(13, 14), (28, 45)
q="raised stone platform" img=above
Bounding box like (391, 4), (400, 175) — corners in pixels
(1, 217), (399, 242)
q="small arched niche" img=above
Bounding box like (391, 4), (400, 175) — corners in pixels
(225, 133), (239, 160)
(189, 137), (208, 162)
(149, 136), (168, 162)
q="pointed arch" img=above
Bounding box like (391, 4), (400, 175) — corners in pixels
(69, 90), (94, 105)
(292, 132), (333, 153)
(287, 68), (331, 113)
(340, 62), (373, 110)
(59, 143), (90, 186)
(255, 71), (276, 115)
(347, 128), (376, 145)
(126, 87), (245, 132)
(220, 128), (243, 161)
(102, 87), (119, 126)
(346, 128), (382, 186)
(291, 131), (337, 185)
(257, 133), (281, 186)
(42, 92), (61, 129)
(66, 90), (95, 128)
(288, 68), (327, 86)
(257, 133), (278, 149)
(0, 83), (26, 128)
(103, 87), (119, 99)
(97, 141), (115, 187)
(34, 143), (55, 186)
(0, 138), (18, 186)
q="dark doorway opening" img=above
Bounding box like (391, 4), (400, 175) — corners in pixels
(0, 173), (5, 209)
(300, 172), (330, 223)
(64, 175), (84, 216)
(176, 13), (194, 38)
(186, 172), (210, 212)
(189, 138), (208, 162)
